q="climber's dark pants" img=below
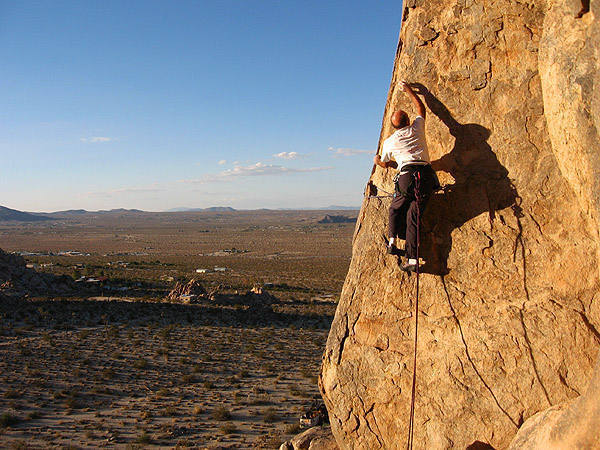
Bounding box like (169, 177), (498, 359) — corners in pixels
(388, 164), (438, 259)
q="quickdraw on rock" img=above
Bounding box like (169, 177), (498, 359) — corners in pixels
(365, 181), (396, 199)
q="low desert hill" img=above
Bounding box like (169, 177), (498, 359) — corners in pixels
(0, 206), (51, 222)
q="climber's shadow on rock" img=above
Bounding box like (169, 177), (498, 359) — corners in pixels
(409, 84), (519, 275)
(466, 442), (496, 450)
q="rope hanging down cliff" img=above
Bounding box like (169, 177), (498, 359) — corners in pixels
(365, 172), (425, 450)
(406, 171), (421, 450)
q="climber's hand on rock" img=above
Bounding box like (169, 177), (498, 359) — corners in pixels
(401, 81), (415, 93)
(374, 155), (387, 169)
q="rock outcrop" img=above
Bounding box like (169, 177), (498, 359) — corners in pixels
(508, 356), (600, 448)
(318, 215), (356, 224)
(165, 279), (207, 302)
(280, 426), (339, 450)
(320, 1), (599, 449)
(247, 285), (276, 303)
(0, 248), (77, 297)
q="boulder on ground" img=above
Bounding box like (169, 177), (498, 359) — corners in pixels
(317, 215), (355, 224)
(208, 284), (222, 301)
(166, 279), (206, 302)
(279, 426), (338, 450)
(0, 248), (77, 297)
(247, 285), (275, 303)
(508, 357), (600, 449)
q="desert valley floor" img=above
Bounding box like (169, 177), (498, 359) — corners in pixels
(0, 209), (356, 448)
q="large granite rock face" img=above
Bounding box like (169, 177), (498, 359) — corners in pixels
(320, 1), (599, 449)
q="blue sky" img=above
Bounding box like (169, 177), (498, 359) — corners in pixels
(1, 1), (401, 211)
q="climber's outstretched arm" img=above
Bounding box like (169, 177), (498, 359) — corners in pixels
(401, 81), (426, 119)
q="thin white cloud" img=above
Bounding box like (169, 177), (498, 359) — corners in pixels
(218, 159), (227, 165)
(273, 151), (302, 160)
(221, 162), (329, 177)
(85, 185), (164, 198)
(180, 162), (332, 184)
(81, 136), (113, 143)
(328, 146), (374, 157)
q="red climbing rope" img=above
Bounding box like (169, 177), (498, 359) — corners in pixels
(407, 171), (421, 450)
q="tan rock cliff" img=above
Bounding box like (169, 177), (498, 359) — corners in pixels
(320, 0), (599, 448)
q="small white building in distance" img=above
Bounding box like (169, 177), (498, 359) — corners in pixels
(196, 268), (210, 273)
(214, 267), (227, 272)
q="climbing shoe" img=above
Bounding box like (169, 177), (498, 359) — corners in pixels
(401, 259), (418, 272)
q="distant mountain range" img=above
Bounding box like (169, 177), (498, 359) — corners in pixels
(40, 208), (144, 215)
(0, 204), (360, 221)
(0, 206), (145, 221)
(0, 206), (52, 222)
(49, 209), (88, 215)
(166, 207), (237, 212)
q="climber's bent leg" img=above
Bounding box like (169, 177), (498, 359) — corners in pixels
(404, 166), (437, 260)
(405, 197), (428, 260)
(388, 195), (410, 241)
(388, 170), (415, 242)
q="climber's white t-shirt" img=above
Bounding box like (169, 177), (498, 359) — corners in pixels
(381, 116), (430, 172)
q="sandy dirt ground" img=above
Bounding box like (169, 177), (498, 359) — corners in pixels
(0, 295), (333, 448)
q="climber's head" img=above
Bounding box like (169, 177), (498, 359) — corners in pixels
(391, 110), (410, 129)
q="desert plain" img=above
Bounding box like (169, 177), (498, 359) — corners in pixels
(0, 209), (356, 448)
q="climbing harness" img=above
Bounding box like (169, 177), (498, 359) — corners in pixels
(407, 171), (421, 450)
(366, 171), (444, 201)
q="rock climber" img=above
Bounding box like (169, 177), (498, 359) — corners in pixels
(374, 81), (439, 272)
